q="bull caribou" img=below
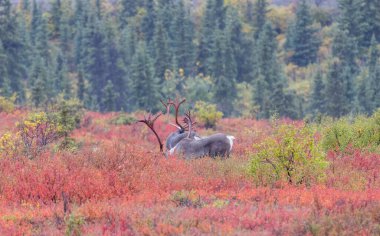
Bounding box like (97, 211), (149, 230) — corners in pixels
(160, 98), (200, 150)
(138, 99), (235, 159)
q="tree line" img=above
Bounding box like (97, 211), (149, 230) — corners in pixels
(0, 0), (379, 118)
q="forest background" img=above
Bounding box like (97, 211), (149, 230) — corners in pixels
(0, 0), (379, 119)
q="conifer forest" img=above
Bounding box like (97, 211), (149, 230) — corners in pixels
(0, 0), (380, 235)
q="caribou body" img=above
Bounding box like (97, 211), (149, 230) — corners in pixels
(138, 98), (235, 159)
(170, 133), (235, 159)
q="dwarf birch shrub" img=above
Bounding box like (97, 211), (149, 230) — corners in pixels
(321, 110), (380, 153)
(194, 101), (223, 129)
(0, 132), (19, 158)
(249, 124), (328, 186)
(17, 112), (64, 158)
(0, 94), (17, 113)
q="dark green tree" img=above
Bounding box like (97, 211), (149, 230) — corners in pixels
(130, 41), (159, 111)
(253, 0), (268, 39)
(324, 61), (350, 117)
(359, 36), (380, 113)
(30, 56), (49, 107)
(228, 7), (251, 83)
(254, 22), (295, 118)
(31, 0), (42, 45)
(50, 0), (62, 38)
(55, 51), (71, 98)
(153, 17), (171, 82)
(120, 0), (138, 26)
(104, 22), (129, 111)
(171, 0), (195, 75)
(212, 29), (237, 116)
(0, 0), (27, 99)
(286, 0), (321, 66)
(141, 0), (156, 44)
(332, 29), (359, 74)
(0, 39), (10, 96)
(101, 80), (119, 112)
(80, 14), (108, 110)
(197, 0), (226, 75)
(309, 70), (326, 114)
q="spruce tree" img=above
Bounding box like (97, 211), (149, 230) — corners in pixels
(325, 61), (349, 117)
(0, 0), (27, 99)
(55, 51), (71, 98)
(228, 7), (251, 82)
(0, 39), (9, 96)
(120, 0), (138, 26)
(253, 0), (268, 39)
(171, 0), (195, 75)
(212, 29), (237, 116)
(130, 41), (159, 112)
(31, 0), (41, 45)
(254, 22), (295, 118)
(101, 80), (119, 112)
(50, 0), (62, 38)
(310, 69), (326, 114)
(364, 36), (380, 113)
(332, 29), (358, 74)
(153, 17), (171, 82)
(104, 22), (128, 110)
(198, 0), (217, 75)
(81, 13), (108, 110)
(141, 0), (156, 44)
(287, 0), (320, 66)
(30, 55), (49, 107)
(338, 0), (367, 48)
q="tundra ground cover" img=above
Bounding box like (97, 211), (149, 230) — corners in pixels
(0, 111), (379, 235)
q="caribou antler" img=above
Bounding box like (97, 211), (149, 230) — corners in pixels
(160, 98), (173, 117)
(167, 98), (186, 131)
(183, 110), (196, 138)
(138, 112), (164, 152)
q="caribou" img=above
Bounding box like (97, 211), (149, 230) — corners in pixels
(138, 98), (235, 159)
(169, 111), (235, 159)
(160, 98), (200, 150)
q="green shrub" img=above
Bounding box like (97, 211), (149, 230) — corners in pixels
(249, 124), (328, 186)
(17, 112), (64, 158)
(170, 190), (203, 208)
(109, 113), (136, 125)
(321, 110), (380, 153)
(65, 213), (84, 236)
(0, 94), (17, 113)
(194, 101), (223, 129)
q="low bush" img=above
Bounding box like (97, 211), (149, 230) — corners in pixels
(249, 124), (328, 186)
(0, 94), (17, 113)
(17, 112), (64, 158)
(321, 110), (380, 153)
(109, 113), (136, 126)
(194, 101), (223, 129)
(0, 132), (18, 158)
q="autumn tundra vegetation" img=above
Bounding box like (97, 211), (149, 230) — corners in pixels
(1, 0), (380, 235)
(0, 96), (379, 235)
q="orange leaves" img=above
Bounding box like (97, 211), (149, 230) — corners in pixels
(0, 111), (380, 234)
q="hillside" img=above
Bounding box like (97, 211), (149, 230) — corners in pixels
(1, 0), (379, 119)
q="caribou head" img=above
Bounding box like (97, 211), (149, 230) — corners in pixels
(161, 98), (200, 150)
(169, 111), (235, 159)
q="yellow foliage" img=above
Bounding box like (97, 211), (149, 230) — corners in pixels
(0, 132), (18, 158)
(194, 101), (223, 129)
(268, 6), (294, 33)
(0, 93), (17, 113)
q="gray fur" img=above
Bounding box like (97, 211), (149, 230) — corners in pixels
(165, 130), (199, 150)
(170, 133), (235, 159)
